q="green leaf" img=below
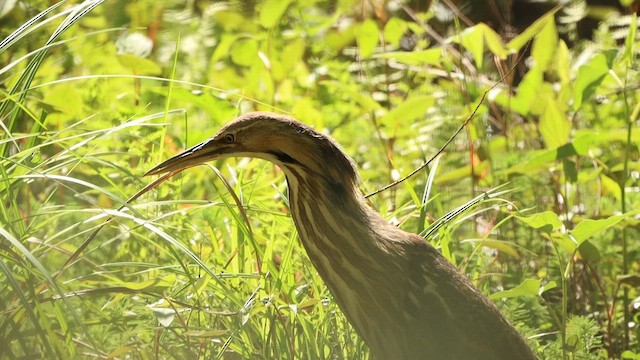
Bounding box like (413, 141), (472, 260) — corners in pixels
(573, 53), (609, 110)
(449, 24), (507, 67)
(500, 141), (584, 176)
(508, 9), (559, 51)
(489, 278), (541, 299)
(541, 281), (557, 294)
(230, 38), (259, 66)
(383, 17), (407, 47)
(375, 49), (442, 66)
(563, 159), (578, 183)
(259, 0), (293, 28)
(577, 240), (600, 262)
(510, 66), (543, 115)
(482, 24), (507, 58)
(570, 211), (639, 245)
(457, 25), (485, 67)
(531, 14), (557, 71)
(117, 54), (162, 75)
(539, 99), (570, 149)
(515, 211), (563, 233)
(379, 95), (434, 126)
(622, 350), (640, 359)
(358, 19), (379, 58)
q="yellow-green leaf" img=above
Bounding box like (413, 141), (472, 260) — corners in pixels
(516, 211), (563, 233)
(539, 99), (570, 149)
(358, 19), (379, 58)
(489, 279), (541, 299)
(259, 0), (293, 28)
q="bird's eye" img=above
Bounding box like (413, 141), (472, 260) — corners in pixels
(224, 134), (235, 143)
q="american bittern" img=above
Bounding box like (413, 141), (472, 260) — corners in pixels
(146, 112), (536, 360)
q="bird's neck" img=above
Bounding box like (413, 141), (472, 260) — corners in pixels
(287, 172), (404, 348)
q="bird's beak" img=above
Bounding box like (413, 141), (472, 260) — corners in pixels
(144, 138), (229, 176)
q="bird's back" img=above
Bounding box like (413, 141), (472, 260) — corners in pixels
(366, 221), (536, 360)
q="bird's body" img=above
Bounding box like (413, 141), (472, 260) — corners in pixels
(146, 112), (536, 360)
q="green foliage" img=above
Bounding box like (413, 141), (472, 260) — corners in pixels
(1, 0), (639, 359)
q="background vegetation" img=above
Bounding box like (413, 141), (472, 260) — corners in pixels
(1, 0), (639, 359)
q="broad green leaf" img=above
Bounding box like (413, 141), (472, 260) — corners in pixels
(489, 279), (541, 299)
(500, 141), (582, 176)
(230, 38), (259, 66)
(531, 14), (557, 70)
(563, 159), (578, 183)
(508, 9), (559, 51)
(457, 25), (485, 67)
(571, 211), (639, 245)
(622, 350), (640, 359)
(259, 0), (293, 28)
(211, 34), (239, 62)
(117, 54), (162, 75)
(321, 80), (382, 112)
(553, 233), (579, 253)
(379, 95), (434, 126)
(383, 17), (407, 47)
(541, 281), (557, 294)
(483, 24), (507, 58)
(375, 49), (442, 66)
(475, 239), (520, 257)
(358, 19), (379, 58)
(504, 66), (542, 115)
(539, 99), (570, 149)
(573, 53), (609, 110)
(449, 24), (507, 66)
(435, 161), (489, 184)
(516, 211), (563, 233)
(326, 26), (357, 53)
(577, 240), (600, 261)
(157, 88), (236, 121)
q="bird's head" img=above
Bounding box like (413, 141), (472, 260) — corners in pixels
(145, 112), (359, 190)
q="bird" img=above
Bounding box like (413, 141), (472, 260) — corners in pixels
(145, 112), (537, 360)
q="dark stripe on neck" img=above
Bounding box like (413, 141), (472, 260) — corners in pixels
(268, 150), (298, 164)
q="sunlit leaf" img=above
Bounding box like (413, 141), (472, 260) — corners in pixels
(375, 49), (442, 66)
(383, 17), (407, 47)
(571, 211), (638, 245)
(515, 211), (563, 233)
(379, 95), (434, 126)
(357, 19), (379, 58)
(539, 99), (570, 149)
(508, 9), (559, 51)
(474, 239), (520, 257)
(259, 0), (293, 28)
(540, 281), (557, 295)
(531, 15), (557, 70)
(489, 279), (541, 299)
(230, 38), (259, 66)
(117, 54), (162, 75)
(573, 53), (609, 110)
